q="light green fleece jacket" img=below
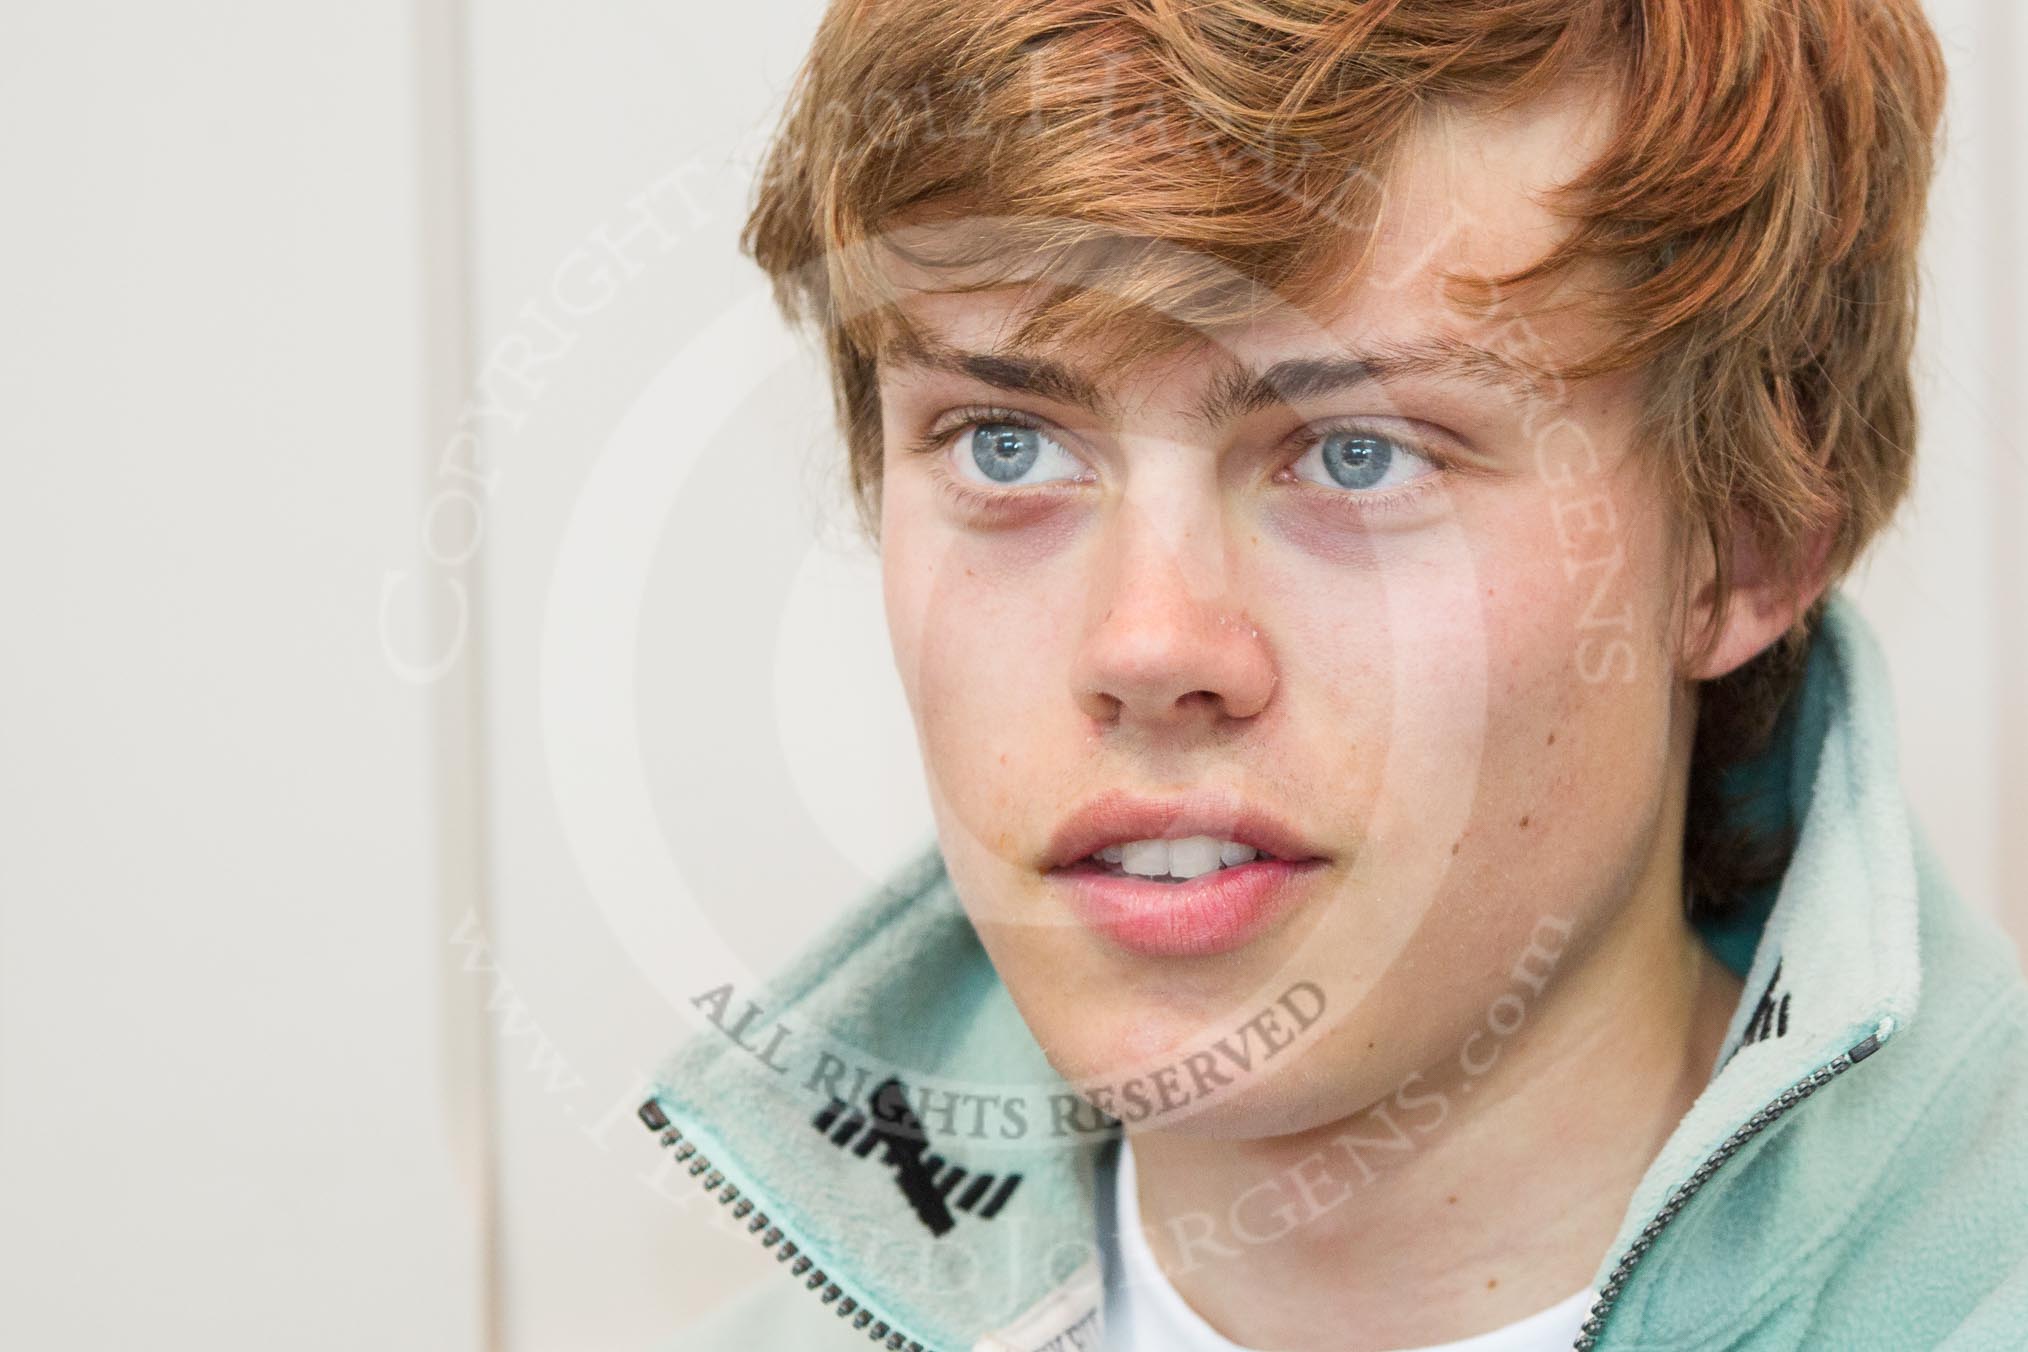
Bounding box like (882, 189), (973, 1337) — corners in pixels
(641, 591), (2028, 1351)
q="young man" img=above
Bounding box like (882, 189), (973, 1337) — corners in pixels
(643, 2), (2028, 1348)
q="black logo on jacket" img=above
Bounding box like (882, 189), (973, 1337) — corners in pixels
(1741, 957), (1792, 1046)
(812, 1077), (1021, 1238)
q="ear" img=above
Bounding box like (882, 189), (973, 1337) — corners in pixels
(1680, 507), (1836, 682)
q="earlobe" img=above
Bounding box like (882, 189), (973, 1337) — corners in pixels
(1680, 510), (1836, 683)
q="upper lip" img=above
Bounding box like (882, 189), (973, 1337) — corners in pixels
(1042, 788), (1329, 871)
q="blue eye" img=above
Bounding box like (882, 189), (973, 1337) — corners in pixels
(957, 421), (1083, 487)
(1322, 432), (1391, 488)
(1295, 429), (1436, 493)
(972, 424), (1041, 482)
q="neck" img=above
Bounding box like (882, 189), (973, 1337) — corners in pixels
(1125, 866), (1745, 1352)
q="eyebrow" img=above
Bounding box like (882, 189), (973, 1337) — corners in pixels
(1195, 338), (1549, 425)
(881, 331), (1123, 420)
(878, 331), (1547, 428)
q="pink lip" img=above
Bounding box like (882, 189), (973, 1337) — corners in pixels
(1040, 789), (1330, 957)
(1050, 856), (1326, 957)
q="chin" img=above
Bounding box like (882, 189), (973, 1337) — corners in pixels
(1009, 958), (1363, 1141)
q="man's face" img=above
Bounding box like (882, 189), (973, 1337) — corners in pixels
(875, 89), (1696, 1137)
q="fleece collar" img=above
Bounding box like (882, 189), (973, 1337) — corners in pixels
(640, 590), (1918, 1352)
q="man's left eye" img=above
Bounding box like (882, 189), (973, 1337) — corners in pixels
(957, 422), (1084, 486)
(1292, 430), (1436, 492)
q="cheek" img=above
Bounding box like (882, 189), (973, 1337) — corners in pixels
(881, 518), (1073, 862)
(1286, 467), (1681, 881)
(1265, 514), (1508, 863)
(1433, 470), (1683, 887)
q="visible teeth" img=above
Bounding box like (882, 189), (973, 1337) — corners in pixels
(1096, 835), (1266, 881)
(1120, 839), (1170, 876)
(1167, 836), (1223, 878)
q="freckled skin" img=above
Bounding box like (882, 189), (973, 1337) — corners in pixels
(876, 83), (1794, 1351)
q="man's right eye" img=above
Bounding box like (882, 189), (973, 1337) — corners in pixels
(952, 419), (1087, 488)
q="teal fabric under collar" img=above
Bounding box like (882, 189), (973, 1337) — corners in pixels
(643, 591), (2028, 1351)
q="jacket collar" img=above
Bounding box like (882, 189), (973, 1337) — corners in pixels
(1598, 589), (1918, 1275)
(641, 590), (1918, 1352)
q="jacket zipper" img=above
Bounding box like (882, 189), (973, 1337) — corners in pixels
(1570, 1014), (1898, 1350)
(638, 1098), (934, 1352)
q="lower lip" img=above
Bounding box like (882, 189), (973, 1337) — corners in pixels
(1049, 857), (1326, 957)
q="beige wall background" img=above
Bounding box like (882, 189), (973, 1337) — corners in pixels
(1, 2), (2021, 1348)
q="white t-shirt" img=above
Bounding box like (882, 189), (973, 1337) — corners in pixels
(1103, 1138), (1598, 1352)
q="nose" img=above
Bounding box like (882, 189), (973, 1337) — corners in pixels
(1069, 486), (1278, 731)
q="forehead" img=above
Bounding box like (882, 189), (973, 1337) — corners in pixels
(871, 81), (1621, 400)
(1361, 80), (1620, 297)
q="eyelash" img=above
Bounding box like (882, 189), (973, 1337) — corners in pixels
(904, 403), (1454, 522)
